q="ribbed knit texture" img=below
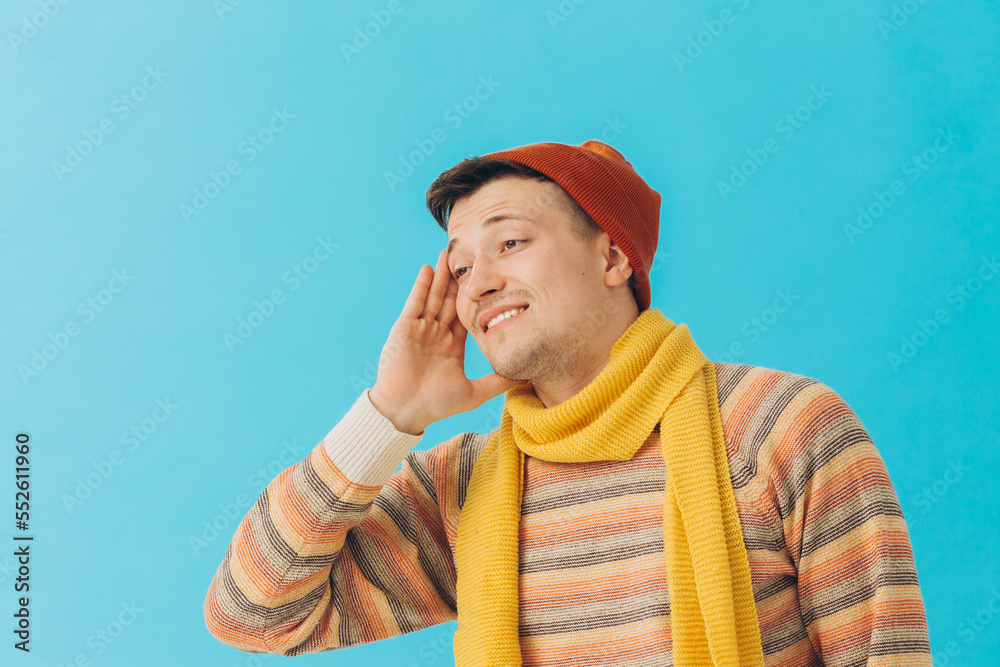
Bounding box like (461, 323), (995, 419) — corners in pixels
(453, 308), (764, 666)
(202, 365), (933, 665)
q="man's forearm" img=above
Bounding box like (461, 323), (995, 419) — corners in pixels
(203, 388), (426, 654)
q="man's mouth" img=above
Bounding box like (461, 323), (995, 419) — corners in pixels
(485, 306), (528, 334)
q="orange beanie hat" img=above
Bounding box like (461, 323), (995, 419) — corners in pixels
(483, 140), (661, 311)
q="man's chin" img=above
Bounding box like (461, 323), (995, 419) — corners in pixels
(489, 356), (531, 383)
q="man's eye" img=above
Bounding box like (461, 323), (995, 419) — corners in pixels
(453, 240), (525, 280)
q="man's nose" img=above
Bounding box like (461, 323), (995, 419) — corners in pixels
(465, 255), (504, 300)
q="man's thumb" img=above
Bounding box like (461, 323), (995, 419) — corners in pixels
(472, 373), (526, 405)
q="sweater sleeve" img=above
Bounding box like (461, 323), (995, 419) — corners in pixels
(203, 388), (464, 656)
(773, 382), (932, 666)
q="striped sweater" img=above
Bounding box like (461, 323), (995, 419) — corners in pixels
(203, 362), (932, 665)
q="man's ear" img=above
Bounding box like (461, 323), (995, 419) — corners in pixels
(604, 237), (634, 288)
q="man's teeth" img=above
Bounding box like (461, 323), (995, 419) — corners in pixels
(487, 307), (526, 330)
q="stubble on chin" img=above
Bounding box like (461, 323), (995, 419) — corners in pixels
(489, 325), (576, 385)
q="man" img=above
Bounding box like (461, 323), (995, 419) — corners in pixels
(204, 140), (932, 666)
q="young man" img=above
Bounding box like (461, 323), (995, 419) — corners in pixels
(204, 140), (932, 666)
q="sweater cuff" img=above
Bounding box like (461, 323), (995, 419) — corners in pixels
(322, 388), (425, 487)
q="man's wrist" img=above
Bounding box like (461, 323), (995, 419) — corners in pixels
(322, 389), (425, 486)
(368, 387), (426, 436)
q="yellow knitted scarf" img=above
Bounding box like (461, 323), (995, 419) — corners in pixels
(453, 308), (765, 666)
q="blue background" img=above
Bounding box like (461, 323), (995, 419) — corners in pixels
(1, 1), (997, 665)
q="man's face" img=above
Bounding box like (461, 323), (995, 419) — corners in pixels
(445, 176), (611, 383)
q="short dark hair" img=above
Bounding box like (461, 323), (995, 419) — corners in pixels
(425, 156), (636, 296)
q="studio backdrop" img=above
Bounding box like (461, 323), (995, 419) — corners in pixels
(1, 1), (997, 665)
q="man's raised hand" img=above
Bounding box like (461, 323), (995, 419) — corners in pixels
(369, 248), (523, 435)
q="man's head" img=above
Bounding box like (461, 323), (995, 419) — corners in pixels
(428, 156), (639, 300)
(424, 141), (660, 398)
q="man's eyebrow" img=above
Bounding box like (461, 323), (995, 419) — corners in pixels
(446, 214), (527, 264)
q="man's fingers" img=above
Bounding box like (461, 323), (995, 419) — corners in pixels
(437, 274), (459, 324)
(450, 313), (469, 345)
(471, 372), (525, 407)
(420, 249), (451, 319)
(401, 264), (432, 319)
